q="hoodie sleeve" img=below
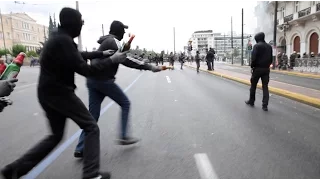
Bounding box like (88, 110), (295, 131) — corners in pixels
(98, 37), (153, 70)
(251, 45), (258, 68)
(57, 35), (113, 77)
(81, 51), (104, 60)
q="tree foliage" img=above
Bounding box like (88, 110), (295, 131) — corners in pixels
(11, 44), (26, 57)
(27, 50), (38, 57)
(0, 49), (11, 57)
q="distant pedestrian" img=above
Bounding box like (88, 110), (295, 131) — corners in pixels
(245, 32), (272, 111)
(195, 51), (201, 73)
(179, 53), (185, 70)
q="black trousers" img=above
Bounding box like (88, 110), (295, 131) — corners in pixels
(7, 90), (100, 178)
(249, 68), (270, 107)
(196, 61), (200, 72)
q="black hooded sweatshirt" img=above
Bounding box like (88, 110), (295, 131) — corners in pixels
(89, 34), (153, 81)
(251, 32), (273, 69)
(38, 8), (113, 94)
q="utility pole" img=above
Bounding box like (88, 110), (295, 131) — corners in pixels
(241, 8), (244, 66)
(76, 1), (83, 51)
(173, 27), (176, 54)
(0, 9), (8, 61)
(102, 24), (105, 36)
(272, 1), (278, 69)
(43, 25), (46, 41)
(231, 16), (234, 64)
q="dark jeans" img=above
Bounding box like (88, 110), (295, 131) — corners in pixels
(6, 90), (100, 178)
(249, 68), (270, 107)
(180, 62), (184, 69)
(211, 60), (214, 70)
(196, 61), (200, 72)
(75, 79), (130, 153)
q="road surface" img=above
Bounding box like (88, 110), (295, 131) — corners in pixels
(215, 62), (320, 90)
(0, 65), (319, 178)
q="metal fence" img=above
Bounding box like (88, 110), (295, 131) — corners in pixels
(293, 58), (320, 73)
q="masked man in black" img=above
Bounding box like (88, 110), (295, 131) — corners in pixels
(73, 20), (164, 158)
(1, 8), (128, 179)
(245, 32), (272, 111)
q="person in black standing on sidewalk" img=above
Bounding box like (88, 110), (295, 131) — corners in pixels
(195, 51), (201, 73)
(179, 53), (185, 70)
(1, 7), (128, 179)
(245, 32), (272, 111)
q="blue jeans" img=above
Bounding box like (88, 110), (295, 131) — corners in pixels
(75, 79), (131, 153)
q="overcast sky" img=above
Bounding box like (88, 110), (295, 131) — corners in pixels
(1, 0), (258, 52)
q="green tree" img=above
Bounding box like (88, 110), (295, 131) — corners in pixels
(0, 48), (11, 57)
(49, 15), (54, 38)
(11, 44), (26, 57)
(27, 50), (38, 57)
(53, 13), (57, 28)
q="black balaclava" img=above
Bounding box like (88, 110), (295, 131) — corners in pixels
(109, 20), (128, 41)
(59, 7), (83, 38)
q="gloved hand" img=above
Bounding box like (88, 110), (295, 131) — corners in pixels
(103, 50), (115, 56)
(251, 68), (254, 74)
(0, 79), (18, 97)
(150, 65), (162, 73)
(0, 97), (12, 112)
(109, 50), (128, 63)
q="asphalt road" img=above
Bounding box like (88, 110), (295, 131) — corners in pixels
(0, 65), (320, 178)
(215, 62), (320, 90)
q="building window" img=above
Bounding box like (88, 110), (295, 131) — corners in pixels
(0, 32), (3, 39)
(7, 32), (11, 39)
(295, 1), (299, 13)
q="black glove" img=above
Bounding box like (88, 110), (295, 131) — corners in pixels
(0, 79), (18, 97)
(0, 97), (13, 112)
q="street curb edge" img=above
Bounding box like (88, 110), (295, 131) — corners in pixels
(226, 63), (320, 79)
(185, 64), (320, 109)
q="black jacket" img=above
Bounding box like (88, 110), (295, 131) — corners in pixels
(251, 32), (273, 69)
(38, 28), (113, 94)
(90, 34), (153, 80)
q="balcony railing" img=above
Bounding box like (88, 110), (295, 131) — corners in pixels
(284, 14), (293, 22)
(317, 3), (320, 12)
(298, 7), (311, 18)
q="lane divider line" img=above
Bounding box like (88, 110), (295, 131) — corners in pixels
(194, 153), (218, 179)
(166, 76), (171, 83)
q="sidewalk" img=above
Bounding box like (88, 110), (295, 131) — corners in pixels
(185, 63), (320, 109)
(225, 62), (320, 79)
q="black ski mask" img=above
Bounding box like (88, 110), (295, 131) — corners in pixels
(109, 20), (128, 41)
(59, 7), (83, 38)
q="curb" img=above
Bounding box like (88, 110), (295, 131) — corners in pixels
(185, 64), (320, 109)
(226, 63), (320, 79)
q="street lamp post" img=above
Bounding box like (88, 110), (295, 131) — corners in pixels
(76, 1), (83, 51)
(272, 1), (278, 69)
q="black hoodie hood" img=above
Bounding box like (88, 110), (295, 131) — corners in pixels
(254, 32), (265, 43)
(97, 34), (116, 44)
(59, 7), (83, 38)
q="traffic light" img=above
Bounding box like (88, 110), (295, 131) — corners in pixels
(188, 45), (192, 51)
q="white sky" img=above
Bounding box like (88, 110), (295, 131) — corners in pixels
(0, 0), (258, 52)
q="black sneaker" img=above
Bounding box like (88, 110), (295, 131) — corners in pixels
(245, 100), (254, 107)
(74, 151), (83, 158)
(1, 165), (20, 179)
(88, 172), (111, 179)
(116, 137), (140, 145)
(262, 106), (268, 111)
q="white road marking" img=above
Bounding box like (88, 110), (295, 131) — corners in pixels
(16, 83), (37, 89)
(194, 153), (218, 179)
(166, 76), (171, 83)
